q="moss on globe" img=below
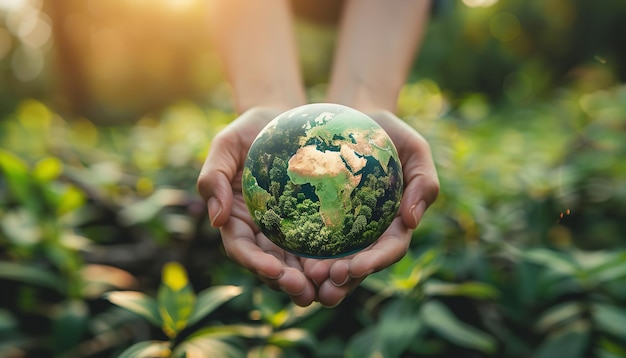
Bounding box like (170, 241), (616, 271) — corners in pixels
(242, 103), (403, 258)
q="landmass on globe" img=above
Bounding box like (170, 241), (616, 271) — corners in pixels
(242, 103), (403, 258)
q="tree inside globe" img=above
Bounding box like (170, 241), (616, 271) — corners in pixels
(242, 103), (403, 258)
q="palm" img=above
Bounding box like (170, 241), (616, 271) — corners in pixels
(198, 108), (438, 307)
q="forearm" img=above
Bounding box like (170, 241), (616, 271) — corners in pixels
(208, 0), (307, 113)
(327, 0), (431, 112)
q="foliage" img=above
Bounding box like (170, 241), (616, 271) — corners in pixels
(105, 262), (246, 357)
(2, 79), (624, 356)
(1, 1), (626, 357)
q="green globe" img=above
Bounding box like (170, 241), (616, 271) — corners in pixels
(242, 103), (403, 258)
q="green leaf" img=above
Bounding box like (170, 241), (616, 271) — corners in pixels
(421, 300), (496, 353)
(281, 301), (323, 328)
(535, 301), (584, 332)
(363, 249), (441, 295)
(246, 345), (290, 358)
(597, 349), (626, 358)
(392, 249), (440, 292)
(0, 150), (35, 208)
(173, 337), (244, 358)
(268, 328), (316, 348)
(158, 262), (197, 339)
(593, 303), (626, 339)
(104, 291), (162, 327)
(32, 156), (63, 182)
(56, 185), (86, 216)
(587, 252), (626, 284)
(596, 337), (626, 358)
(523, 248), (580, 276)
(346, 299), (423, 358)
(0, 261), (66, 293)
(377, 299), (424, 357)
(118, 189), (187, 225)
(1, 209), (41, 246)
(534, 321), (589, 358)
(51, 299), (88, 355)
(188, 285), (243, 326)
(0, 309), (17, 333)
(345, 326), (384, 358)
(252, 286), (289, 327)
(187, 324), (272, 341)
(118, 340), (171, 358)
(423, 280), (500, 299)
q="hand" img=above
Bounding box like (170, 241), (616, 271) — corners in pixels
(197, 107), (318, 306)
(302, 110), (439, 306)
(197, 108), (439, 307)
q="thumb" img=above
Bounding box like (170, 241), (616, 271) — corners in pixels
(397, 136), (439, 229)
(197, 107), (283, 227)
(369, 111), (439, 229)
(197, 129), (242, 228)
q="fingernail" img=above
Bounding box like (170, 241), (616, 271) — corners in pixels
(323, 297), (345, 309)
(312, 278), (320, 288)
(208, 197), (222, 227)
(331, 275), (350, 287)
(259, 270), (283, 281)
(280, 285), (305, 297)
(411, 201), (427, 228)
(350, 269), (373, 280)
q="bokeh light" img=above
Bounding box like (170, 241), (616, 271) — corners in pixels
(11, 46), (44, 81)
(0, 0), (28, 11)
(1, 0), (51, 82)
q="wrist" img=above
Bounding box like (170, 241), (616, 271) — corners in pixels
(233, 82), (307, 114)
(325, 76), (403, 113)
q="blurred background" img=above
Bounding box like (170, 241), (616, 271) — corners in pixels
(2, 0), (625, 120)
(1, 0), (626, 357)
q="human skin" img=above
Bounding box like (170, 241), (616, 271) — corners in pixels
(198, 0), (438, 307)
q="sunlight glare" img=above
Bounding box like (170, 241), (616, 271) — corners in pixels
(0, 0), (27, 12)
(163, 0), (198, 12)
(18, 13), (52, 48)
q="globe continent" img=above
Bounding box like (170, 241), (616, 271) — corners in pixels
(242, 103), (403, 258)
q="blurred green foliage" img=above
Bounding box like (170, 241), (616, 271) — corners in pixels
(1, 0), (626, 357)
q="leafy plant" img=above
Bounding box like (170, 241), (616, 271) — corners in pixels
(521, 248), (626, 358)
(244, 286), (325, 356)
(105, 262), (247, 357)
(349, 249), (499, 357)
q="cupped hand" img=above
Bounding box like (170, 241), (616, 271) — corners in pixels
(197, 107), (439, 307)
(197, 107), (318, 306)
(302, 110), (439, 306)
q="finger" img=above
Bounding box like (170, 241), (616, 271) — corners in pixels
(220, 216), (284, 280)
(374, 112), (439, 229)
(222, 208), (315, 305)
(302, 258), (335, 287)
(317, 276), (363, 308)
(329, 259), (351, 287)
(276, 266), (316, 307)
(197, 128), (242, 227)
(276, 266), (306, 296)
(290, 283), (317, 307)
(399, 138), (439, 228)
(347, 217), (412, 278)
(240, 243), (315, 306)
(197, 108), (277, 227)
